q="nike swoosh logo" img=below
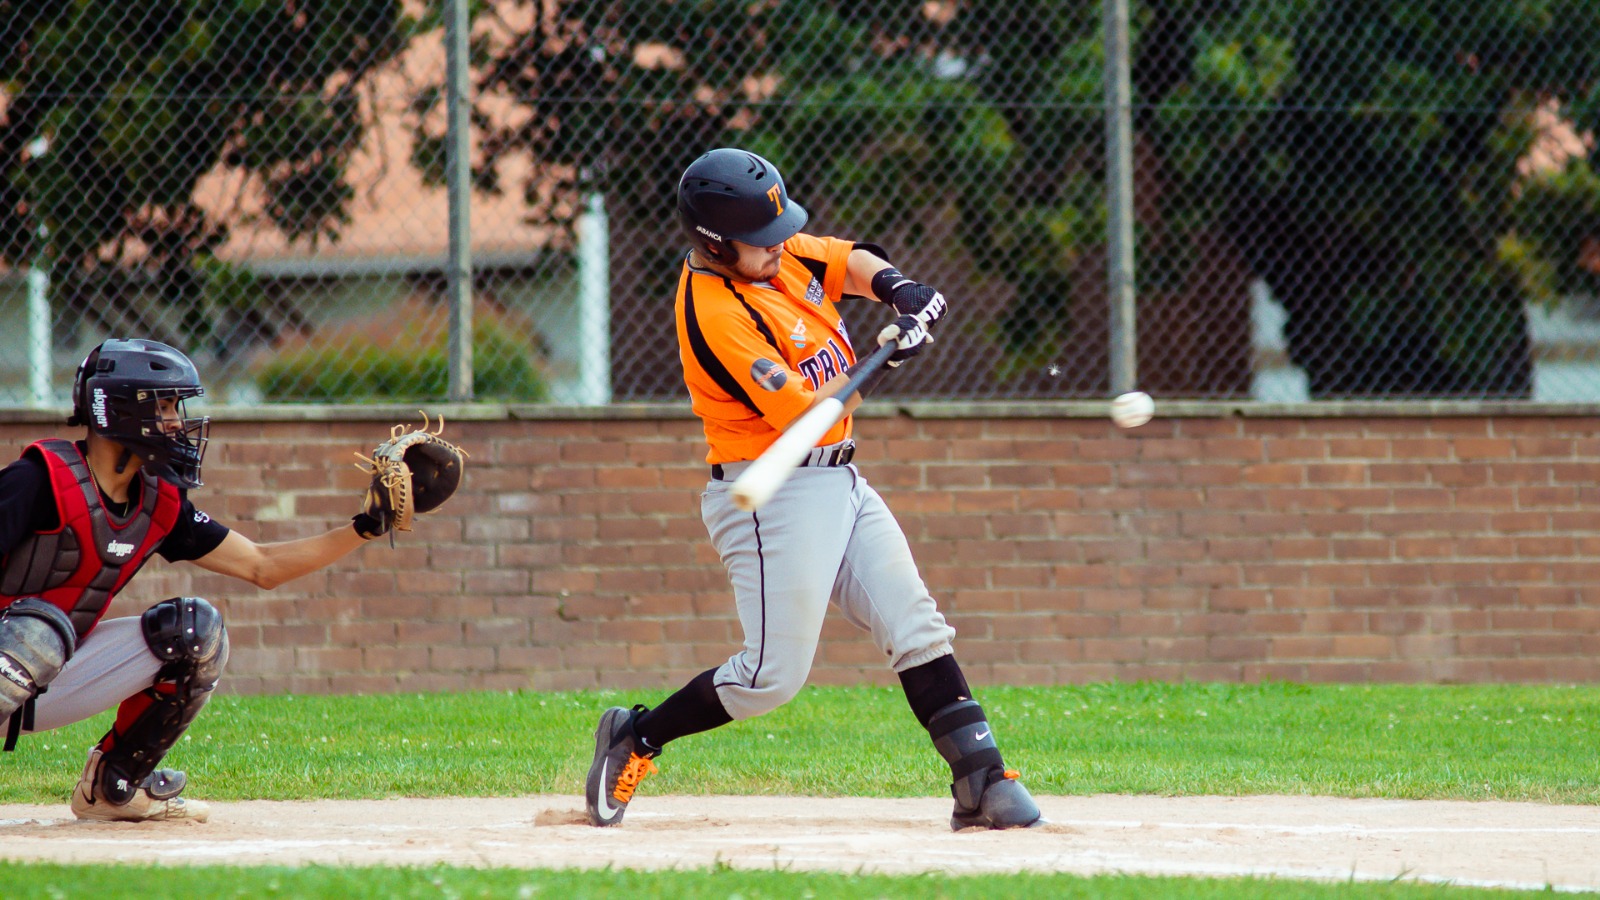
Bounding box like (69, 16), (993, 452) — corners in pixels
(598, 759), (621, 817)
(975, 730), (990, 740)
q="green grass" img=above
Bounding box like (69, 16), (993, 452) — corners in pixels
(5, 681), (1598, 805)
(5, 682), (1593, 898)
(0, 863), (1543, 899)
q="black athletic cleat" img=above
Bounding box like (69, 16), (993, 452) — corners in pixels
(950, 767), (1043, 831)
(584, 705), (659, 827)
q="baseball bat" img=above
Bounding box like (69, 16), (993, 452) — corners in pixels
(730, 338), (899, 512)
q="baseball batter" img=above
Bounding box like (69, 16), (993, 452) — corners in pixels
(585, 148), (1041, 831)
(0, 339), (417, 821)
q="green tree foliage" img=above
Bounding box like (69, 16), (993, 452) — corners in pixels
(0, 0), (418, 351)
(435, 0), (1600, 398)
(1154, 0), (1600, 396)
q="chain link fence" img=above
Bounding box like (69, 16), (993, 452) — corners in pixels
(3, 1), (1599, 406)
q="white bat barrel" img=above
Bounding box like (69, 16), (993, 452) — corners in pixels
(730, 397), (846, 512)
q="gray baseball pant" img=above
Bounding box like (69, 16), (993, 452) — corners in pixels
(702, 462), (956, 720)
(25, 616), (161, 734)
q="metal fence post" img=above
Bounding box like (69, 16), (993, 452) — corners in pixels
(445, 0), (473, 401)
(1104, 0), (1138, 394)
(576, 192), (613, 404)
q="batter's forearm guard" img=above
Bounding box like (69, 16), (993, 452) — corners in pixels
(870, 267), (911, 304)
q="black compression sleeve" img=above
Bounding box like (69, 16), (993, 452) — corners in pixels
(898, 654), (974, 728)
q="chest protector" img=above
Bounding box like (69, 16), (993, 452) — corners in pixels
(0, 440), (181, 638)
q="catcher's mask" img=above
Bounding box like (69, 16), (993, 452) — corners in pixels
(67, 339), (210, 489)
(677, 148), (808, 264)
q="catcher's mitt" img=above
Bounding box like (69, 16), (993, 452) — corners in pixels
(355, 412), (467, 540)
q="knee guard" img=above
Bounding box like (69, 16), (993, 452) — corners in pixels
(93, 597), (227, 805)
(927, 699), (1041, 830)
(1, 598), (76, 750)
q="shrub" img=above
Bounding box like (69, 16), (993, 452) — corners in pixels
(256, 305), (549, 402)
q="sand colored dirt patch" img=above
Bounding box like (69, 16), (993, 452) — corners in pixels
(2, 794), (1597, 891)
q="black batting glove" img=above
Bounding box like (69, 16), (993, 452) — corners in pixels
(872, 268), (948, 330)
(878, 314), (934, 367)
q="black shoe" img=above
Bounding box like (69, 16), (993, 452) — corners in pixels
(951, 768), (1043, 831)
(584, 705), (659, 827)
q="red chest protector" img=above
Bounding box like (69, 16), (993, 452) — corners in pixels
(0, 439), (181, 638)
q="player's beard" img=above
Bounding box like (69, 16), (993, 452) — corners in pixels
(731, 248), (782, 282)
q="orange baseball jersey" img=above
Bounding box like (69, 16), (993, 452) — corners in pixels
(675, 233), (864, 463)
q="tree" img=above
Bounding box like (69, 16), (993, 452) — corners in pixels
(430, 0), (1600, 399)
(1146, 0), (1600, 397)
(0, 0), (418, 356)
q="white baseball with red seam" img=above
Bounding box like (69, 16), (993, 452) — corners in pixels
(1109, 391), (1154, 429)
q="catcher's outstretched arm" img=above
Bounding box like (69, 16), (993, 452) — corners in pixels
(189, 527), (370, 591)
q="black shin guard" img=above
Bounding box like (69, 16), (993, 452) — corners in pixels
(926, 699), (1042, 829)
(97, 598), (227, 803)
(927, 699), (1004, 811)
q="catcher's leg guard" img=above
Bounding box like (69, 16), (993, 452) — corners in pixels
(927, 699), (1042, 831)
(0, 598), (76, 750)
(72, 597), (226, 822)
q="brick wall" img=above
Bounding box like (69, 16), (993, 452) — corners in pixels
(8, 403), (1598, 693)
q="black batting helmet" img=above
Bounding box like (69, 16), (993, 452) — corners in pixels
(68, 339), (210, 488)
(677, 148), (808, 262)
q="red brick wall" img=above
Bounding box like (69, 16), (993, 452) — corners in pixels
(8, 404), (1597, 693)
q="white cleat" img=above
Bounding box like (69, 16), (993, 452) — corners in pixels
(70, 747), (210, 823)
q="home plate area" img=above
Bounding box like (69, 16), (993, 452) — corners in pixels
(2, 794), (1597, 892)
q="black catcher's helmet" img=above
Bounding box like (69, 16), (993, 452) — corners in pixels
(68, 339), (210, 488)
(677, 148), (808, 262)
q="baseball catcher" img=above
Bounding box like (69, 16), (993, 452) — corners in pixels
(0, 338), (446, 823)
(352, 412), (467, 542)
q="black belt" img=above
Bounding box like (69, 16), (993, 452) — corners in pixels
(712, 442), (855, 481)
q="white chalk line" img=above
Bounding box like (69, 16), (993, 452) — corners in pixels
(1056, 818), (1600, 836)
(5, 811), (1598, 893)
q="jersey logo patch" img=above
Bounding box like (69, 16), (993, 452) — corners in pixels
(750, 358), (788, 392)
(804, 277), (824, 306)
(789, 319), (807, 349)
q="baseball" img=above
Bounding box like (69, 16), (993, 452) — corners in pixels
(1110, 391), (1154, 429)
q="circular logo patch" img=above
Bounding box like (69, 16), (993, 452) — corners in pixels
(750, 358), (788, 392)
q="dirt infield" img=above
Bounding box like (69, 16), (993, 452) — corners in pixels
(2, 794), (1598, 891)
